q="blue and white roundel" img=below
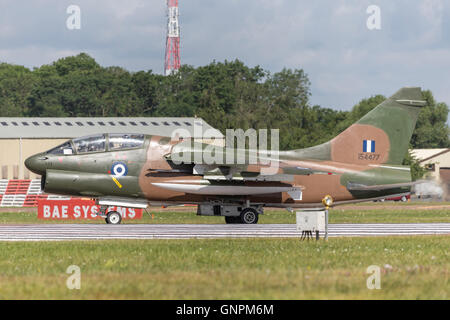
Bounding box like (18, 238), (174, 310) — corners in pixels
(111, 162), (128, 177)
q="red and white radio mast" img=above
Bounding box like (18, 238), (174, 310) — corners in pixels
(164, 0), (181, 76)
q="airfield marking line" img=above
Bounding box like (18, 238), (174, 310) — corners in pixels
(0, 223), (449, 241)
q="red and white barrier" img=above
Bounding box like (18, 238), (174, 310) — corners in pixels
(38, 200), (143, 220)
(0, 179), (70, 207)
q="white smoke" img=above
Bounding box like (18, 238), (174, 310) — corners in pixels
(413, 180), (444, 198)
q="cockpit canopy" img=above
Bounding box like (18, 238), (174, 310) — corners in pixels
(74, 134), (106, 154)
(47, 134), (145, 155)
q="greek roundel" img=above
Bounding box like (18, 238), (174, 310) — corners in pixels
(363, 140), (376, 153)
(111, 162), (128, 177)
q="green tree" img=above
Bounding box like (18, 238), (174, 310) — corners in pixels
(403, 151), (427, 181)
(53, 53), (100, 76)
(0, 63), (36, 116)
(1, 53), (448, 156)
(411, 90), (450, 148)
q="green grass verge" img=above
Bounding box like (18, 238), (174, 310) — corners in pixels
(330, 208), (450, 224)
(0, 236), (448, 299)
(0, 207), (449, 224)
(345, 201), (450, 207)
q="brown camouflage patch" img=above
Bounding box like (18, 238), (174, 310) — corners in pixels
(146, 136), (174, 170)
(139, 136), (207, 202)
(330, 124), (390, 164)
(288, 174), (352, 203)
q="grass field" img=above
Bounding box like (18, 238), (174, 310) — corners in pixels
(0, 236), (448, 299)
(0, 202), (450, 224)
(0, 203), (448, 300)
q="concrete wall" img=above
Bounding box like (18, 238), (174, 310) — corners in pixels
(421, 151), (450, 182)
(418, 150), (450, 200)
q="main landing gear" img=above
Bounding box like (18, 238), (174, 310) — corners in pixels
(197, 203), (262, 224)
(224, 207), (259, 225)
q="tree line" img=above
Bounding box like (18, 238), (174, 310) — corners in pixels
(1, 53), (449, 157)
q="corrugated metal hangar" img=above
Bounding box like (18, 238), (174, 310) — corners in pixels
(0, 117), (223, 180)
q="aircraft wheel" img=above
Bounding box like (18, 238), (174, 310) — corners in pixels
(401, 196), (407, 202)
(106, 211), (122, 225)
(240, 208), (259, 224)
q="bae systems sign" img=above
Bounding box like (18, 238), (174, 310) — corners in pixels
(38, 200), (143, 220)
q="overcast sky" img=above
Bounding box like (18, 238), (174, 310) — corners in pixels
(0, 0), (449, 111)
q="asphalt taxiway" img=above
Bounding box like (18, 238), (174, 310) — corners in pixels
(0, 223), (449, 241)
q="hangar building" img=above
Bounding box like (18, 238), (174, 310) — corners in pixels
(411, 148), (450, 200)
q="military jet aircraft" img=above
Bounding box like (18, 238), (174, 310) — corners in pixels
(25, 87), (425, 224)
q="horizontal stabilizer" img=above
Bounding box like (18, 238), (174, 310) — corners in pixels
(346, 180), (425, 191)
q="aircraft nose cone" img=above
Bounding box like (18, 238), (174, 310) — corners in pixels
(25, 153), (48, 176)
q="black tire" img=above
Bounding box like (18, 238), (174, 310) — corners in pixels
(225, 216), (235, 224)
(240, 208), (259, 224)
(225, 216), (241, 224)
(106, 211), (122, 225)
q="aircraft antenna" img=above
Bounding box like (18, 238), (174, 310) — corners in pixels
(164, 0), (181, 76)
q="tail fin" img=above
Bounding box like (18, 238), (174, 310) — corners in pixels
(285, 87), (425, 165)
(330, 87), (425, 165)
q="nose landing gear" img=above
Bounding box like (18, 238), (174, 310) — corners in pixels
(105, 211), (122, 225)
(98, 206), (122, 225)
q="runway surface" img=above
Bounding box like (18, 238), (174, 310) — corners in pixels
(0, 223), (449, 241)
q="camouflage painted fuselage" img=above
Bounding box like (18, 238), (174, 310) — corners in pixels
(25, 87), (424, 208)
